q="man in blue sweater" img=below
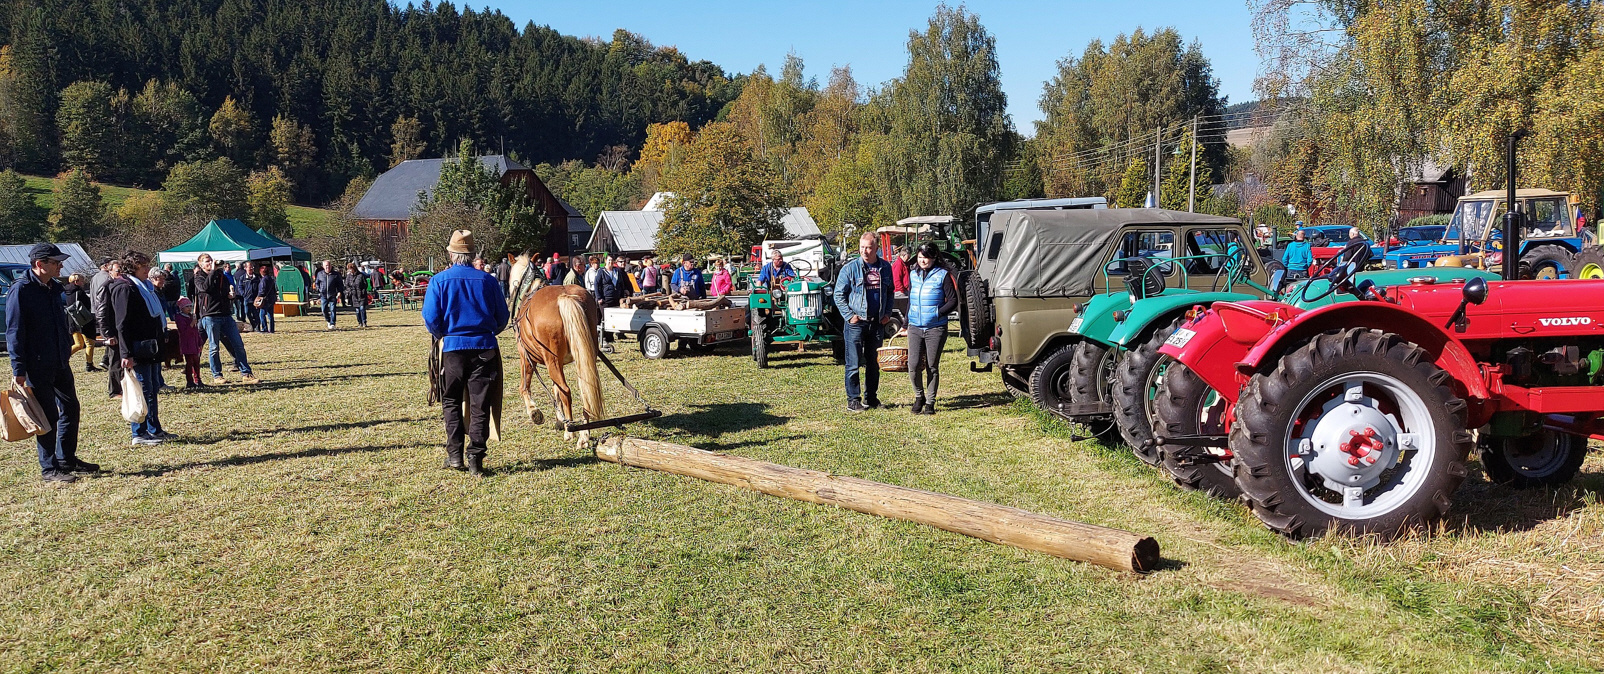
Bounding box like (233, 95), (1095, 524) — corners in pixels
(422, 230), (510, 477)
(832, 232), (895, 412)
(1283, 228), (1314, 280)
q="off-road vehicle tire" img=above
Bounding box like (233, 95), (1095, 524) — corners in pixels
(1518, 244), (1573, 279)
(1028, 344), (1079, 415)
(1065, 340), (1121, 445)
(1572, 245), (1604, 280)
(1232, 328), (1472, 539)
(962, 271), (992, 349)
(1001, 366), (1031, 398)
(1112, 318), (1181, 465)
(1479, 430), (1588, 489)
(1152, 362), (1242, 499)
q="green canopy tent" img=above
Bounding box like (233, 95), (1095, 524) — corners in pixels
(254, 228), (313, 261)
(156, 219), (295, 263)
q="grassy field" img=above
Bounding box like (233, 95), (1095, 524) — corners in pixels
(1, 308), (1600, 672)
(19, 173), (331, 235)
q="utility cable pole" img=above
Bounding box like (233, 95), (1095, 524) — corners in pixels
(1153, 126), (1162, 207)
(1188, 115), (1198, 212)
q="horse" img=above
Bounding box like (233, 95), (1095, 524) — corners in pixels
(515, 284), (605, 448)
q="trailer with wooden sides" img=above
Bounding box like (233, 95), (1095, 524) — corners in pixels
(602, 305), (747, 359)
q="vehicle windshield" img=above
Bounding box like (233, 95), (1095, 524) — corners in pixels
(1399, 226), (1445, 243)
(1526, 197), (1571, 237)
(1300, 227), (1349, 243)
(1452, 200), (1496, 241)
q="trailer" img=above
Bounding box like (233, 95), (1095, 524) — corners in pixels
(602, 306), (748, 359)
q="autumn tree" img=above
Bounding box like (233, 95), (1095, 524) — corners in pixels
(49, 169), (108, 241)
(388, 115), (427, 168)
(868, 5), (1013, 225)
(162, 157), (250, 221)
(309, 177), (383, 262)
(633, 121), (694, 196)
(0, 168), (48, 242)
(658, 122), (787, 258)
(209, 96), (255, 165)
(271, 114), (318, 198)
(247, 167), (294, 237)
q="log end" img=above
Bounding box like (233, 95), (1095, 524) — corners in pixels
(595, 436), (624, 462)
(1130, 536), (1162, 573)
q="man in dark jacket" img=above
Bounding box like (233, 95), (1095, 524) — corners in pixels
(255, 266), (278, 334)
(315, 260), (344, 330)
(7, 244), (96, 482)
(831, 232), (896, 412)
(90, 256), (123, 397)
(239, 262), (260, 332)
(108, 250), (174, 446)
(193, 253), (259, 385)
(494, 256), (512, 296)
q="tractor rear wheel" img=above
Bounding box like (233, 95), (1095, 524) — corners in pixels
(1112, 319), (1181, 465)
(1152, 362), (1242, 499)
(1065, 341), (1121, 445)
(1519, 244), (1573, 279)
(1231, 328), (1473, 539)
(1573, 246), (1604, 279)
(1479, 430), (1587, 489)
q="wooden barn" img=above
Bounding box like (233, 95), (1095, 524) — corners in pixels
(351, 155), (590, 260)
(1396, 162), (1467, 225)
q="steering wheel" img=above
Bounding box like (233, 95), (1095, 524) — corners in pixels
(791, 258), (814, 277)
(1299, 240), (1373, 304)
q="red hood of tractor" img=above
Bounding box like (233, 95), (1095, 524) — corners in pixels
(1391, 279), (1604, 343)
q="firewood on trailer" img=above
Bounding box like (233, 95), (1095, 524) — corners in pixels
(594, 436), (1161, 573)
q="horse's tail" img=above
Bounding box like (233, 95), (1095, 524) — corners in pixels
(557, 293), (604, 422)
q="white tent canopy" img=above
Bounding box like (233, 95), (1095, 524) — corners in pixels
(0, 242), (96, 278)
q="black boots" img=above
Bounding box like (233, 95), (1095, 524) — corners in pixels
(911, 397), (926, 414)
(443, 448), (465, 470)
(465, 453), (489, 477)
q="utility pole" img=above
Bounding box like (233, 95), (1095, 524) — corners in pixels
(1153, 126), (1162, 207)
(1188, 115), (1199, 212)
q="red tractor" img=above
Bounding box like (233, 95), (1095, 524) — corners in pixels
(1154, 269), (1603, 538)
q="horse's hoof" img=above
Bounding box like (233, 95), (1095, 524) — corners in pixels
(530, 409), (544, 425)
(563, 430), (573, 442)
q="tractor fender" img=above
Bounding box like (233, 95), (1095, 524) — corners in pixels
(1237, 302), (1488, 400)
(1158, 300), (1295, 405)
(1107, 291), (1259, 347)
(1068, 292), (1132, 348)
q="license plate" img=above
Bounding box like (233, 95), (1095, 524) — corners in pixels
(714, 331), (733, 341)
(1165, 328), (1196, 348)
(1068, 317), (1083, 333)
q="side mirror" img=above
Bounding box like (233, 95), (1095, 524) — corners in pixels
(1268, 268), (1286, 294)
(1354, 278), (1377, 300)
(1463, 276), (1489, 305)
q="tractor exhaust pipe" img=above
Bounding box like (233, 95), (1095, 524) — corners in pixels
(1504, 130), (1527, 281)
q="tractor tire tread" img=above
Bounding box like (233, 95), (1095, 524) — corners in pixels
(1152, 360), (1243, 499)
(1113, 318), (1180, 464)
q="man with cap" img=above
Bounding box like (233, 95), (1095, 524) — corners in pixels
(422, 230), (509, 477)
(6, 244), (96, 482)
(669, 254), (706, 300)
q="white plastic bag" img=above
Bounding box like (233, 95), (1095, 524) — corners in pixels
(121, 370), (147, 424)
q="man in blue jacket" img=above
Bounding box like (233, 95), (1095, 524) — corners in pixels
(1283, 228), (1314, 280)
(669, 254), (706, 299)
(423, 230), (510, 477)
(832, 232), (895, 412)
(7, 243), (96, 482)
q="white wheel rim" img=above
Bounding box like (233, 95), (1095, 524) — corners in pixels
(1283, 371), (1437, 519)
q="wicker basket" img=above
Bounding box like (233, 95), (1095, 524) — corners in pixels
(877, 344), (909, 372)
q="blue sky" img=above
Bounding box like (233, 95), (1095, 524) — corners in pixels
(493, 0), (1259, 134)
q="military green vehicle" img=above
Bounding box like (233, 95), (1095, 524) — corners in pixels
(961, 209), (1269, 411)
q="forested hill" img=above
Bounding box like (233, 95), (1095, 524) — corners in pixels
(0, 0), (741, 201)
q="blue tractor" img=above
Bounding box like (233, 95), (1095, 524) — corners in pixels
(1382, 189), (1584, 278)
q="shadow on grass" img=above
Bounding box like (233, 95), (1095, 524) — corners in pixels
(179, 417), (430, 446)
(124, 443), (407, 476)
(699, 433), (808, 453)
(175, 372), (415, 395)
(649, 402), (789, 439)
(247, 361), (382, 371)
(942, 391), (1013, 409)
(1441, 465), (1603, 534)
(497, 455), (601, 474)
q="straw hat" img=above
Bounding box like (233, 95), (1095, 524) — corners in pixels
(446, 230), (475, 254)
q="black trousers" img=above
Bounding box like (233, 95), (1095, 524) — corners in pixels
(907, 325), (947, 401)
(25, 365), (81, 473)
(441, 348), (502, 457)
(104, 348), (123, 396)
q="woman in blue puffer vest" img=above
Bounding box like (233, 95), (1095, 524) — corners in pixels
(905, 242), (960, 415)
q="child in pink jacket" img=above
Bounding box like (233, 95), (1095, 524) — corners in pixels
(175, 297), (205, 388)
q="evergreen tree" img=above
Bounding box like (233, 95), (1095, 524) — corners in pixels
(1160, 130), (1212, 211)
(56, 80), (118, 177)
(415, 139), (546, 256)
(1115, 157), (1150, 208)
(132, 80), (209, 184)
(0, 168), (48, 242)
(0, 13), (59, 172)
(247, 166), (294, 237)
(658, 122), (786, 258)
(48, 168), (107, 241)
(162, 157), (249, 221)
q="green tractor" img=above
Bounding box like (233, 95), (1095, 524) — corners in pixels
(748, 275), (845, 368)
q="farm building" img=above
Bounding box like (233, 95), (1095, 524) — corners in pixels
(1396, 162), (1467, 224)
(585, 207), (821, 258)
(351, 155), (590, 259)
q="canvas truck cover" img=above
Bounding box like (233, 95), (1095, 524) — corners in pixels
(984, 209), (1241, 298)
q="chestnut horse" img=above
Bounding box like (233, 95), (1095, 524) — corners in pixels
(515, 285), (605, 447)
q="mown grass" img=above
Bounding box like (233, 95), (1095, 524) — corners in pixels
(0, 308), (1599, 672)
(18, 173), (331, 233)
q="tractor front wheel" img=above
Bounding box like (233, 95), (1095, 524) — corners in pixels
(1152, 362), (1242, 499)
(1066, 341), (1121, 445)
(1112, 319), (1182, 464)
(1232, 328), (1472, 539)
(752, 321), (769, 368)
(1519, 244), (1573, 279)
(1479, 430), (1587, 489)
(1573, 246), (1604, 279)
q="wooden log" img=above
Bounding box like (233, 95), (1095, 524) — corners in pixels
(595, 436), (1160, 573)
